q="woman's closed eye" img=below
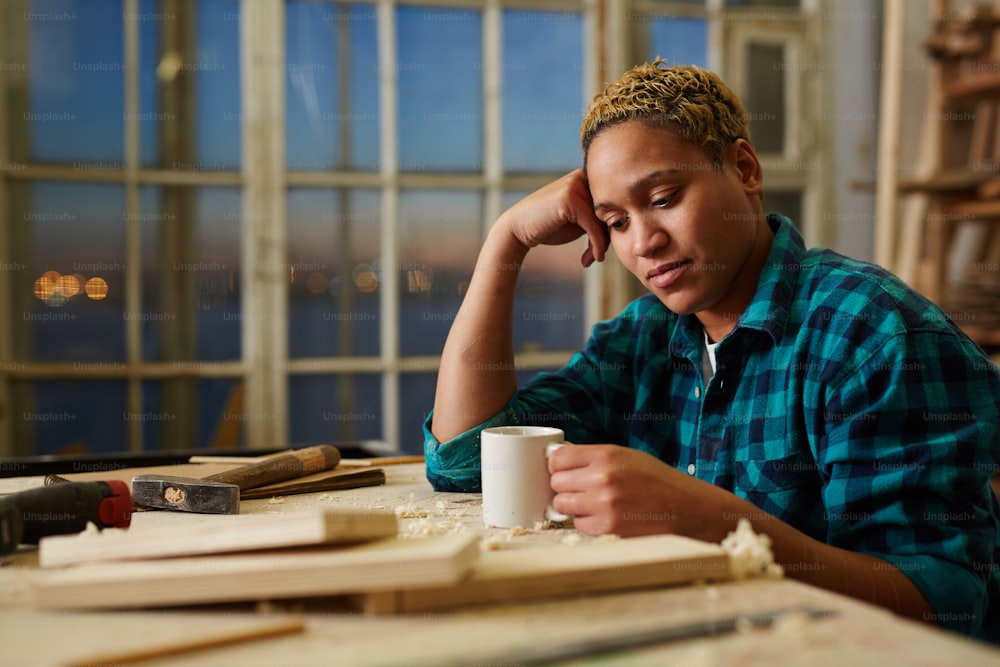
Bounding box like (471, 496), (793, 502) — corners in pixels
(652, 191), (678, 208)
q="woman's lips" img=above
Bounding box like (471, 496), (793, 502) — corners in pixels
(648, 260), (691, 289)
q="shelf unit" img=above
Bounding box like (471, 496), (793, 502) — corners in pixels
(886, 2), (1000, 352)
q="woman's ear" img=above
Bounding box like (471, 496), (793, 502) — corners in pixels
(729, 138), (763, 196)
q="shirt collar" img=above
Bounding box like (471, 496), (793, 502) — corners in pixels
(670, 213), (802, 356)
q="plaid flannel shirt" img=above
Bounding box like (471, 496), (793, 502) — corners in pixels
(424, 214), (1000, 643)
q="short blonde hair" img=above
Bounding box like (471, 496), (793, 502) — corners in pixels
(581, 60), (750, 165)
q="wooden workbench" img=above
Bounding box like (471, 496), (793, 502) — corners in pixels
(1, 464), (998, 666)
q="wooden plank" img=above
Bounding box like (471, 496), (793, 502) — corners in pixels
(357, 534), (731, 615)
(875, 0), (906, 271)
(38, 509), (398, 568)
(30, 533), (480, 611)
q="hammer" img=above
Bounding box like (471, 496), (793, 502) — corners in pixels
(130, 445), (341, 515)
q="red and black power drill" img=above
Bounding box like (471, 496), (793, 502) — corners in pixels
(0, 481), (132, 555)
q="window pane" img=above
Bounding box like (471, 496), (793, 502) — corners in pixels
(764, 190), (802, 226)
(11, 182), (125, 362)
(745, 42), (785, 154)
(285, 1), (379, 171)
(141, 187), (241, 361)
(136, 0), (239, 169)
(502, 10), (583, 172)
(198, 0), (241, 168)
(24, 0), (124, 163)
(400, 372), (435, 454)
(398, 190), (482, 356)
(647, 17), (708, 68)
(288, 188), (380, 358)
(12, 380), (126, 456)
(142, 378), (242, 450)
(289, 374), (382, 445)
(397, 6), (482, 171)
(503, 191), (584, 353)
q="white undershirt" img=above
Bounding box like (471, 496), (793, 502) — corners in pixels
(702, 330), (719, 385)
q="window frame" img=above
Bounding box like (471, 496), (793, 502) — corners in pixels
(0, 0), (826, 456)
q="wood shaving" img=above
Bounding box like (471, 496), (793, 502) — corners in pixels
(480, 535), (509, 551)
(593, 534), (620, 544)
(720, 519), (784, 580)
(78, 523), (126, 537)
(395, 492), (429, 518)
(773, 611), (812, 636)
(560, 533), (583, 546)
(400, 516), (469, 539)
(394, 503), (429, 518)
(266, 497), (285, 505)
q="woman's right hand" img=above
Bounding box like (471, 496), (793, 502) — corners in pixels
(497, 168), (609, 267)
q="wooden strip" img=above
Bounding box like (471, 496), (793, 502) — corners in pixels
(357, 534), (731, 615)
(39, 510), (398, 568)
(64, 617), (306, 666)
(31, 534), (480, 610)
(188, 454), (275, 464)
(336, 455), (425, 467)
(239, 467), (386, 499)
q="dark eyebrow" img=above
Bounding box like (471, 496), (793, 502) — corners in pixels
(592, 169), (681, 212)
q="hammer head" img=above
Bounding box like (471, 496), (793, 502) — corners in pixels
(131, 474), (240, 514)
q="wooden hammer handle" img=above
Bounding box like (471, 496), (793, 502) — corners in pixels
(202, 445), (341, 491)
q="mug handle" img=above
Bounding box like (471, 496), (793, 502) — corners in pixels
(545, 442), (571, 522)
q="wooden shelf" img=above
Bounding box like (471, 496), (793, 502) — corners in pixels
(897, 168), (994, 193)
(949, 199), (1000, 219)
(944, 71), (1000, 105)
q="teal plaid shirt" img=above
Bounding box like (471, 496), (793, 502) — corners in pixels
(424, 214), (1000, 643)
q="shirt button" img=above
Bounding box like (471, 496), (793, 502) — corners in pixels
(694, 387), (701, 398)
(687, 464), (696, 475)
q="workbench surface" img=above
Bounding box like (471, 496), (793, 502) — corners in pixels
(2, 464), (998, 666)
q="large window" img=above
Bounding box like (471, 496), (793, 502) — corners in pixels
(1, 0), (822, 456)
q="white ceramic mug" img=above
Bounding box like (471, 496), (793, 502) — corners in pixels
(480, 425), (569, 529)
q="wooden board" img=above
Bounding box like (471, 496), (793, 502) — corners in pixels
(358, 534), (732, 614)
(30, 533), (480, 611)
(60, 463), (386, 498)
(38, 509), (398, 568)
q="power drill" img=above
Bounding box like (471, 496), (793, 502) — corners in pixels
(0, 480), (132, 555)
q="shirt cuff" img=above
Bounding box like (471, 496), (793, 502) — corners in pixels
(423, 399), (519, 492)
(875, 552), (989, 640)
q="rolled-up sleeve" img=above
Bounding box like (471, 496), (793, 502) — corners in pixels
(423, 302), (653, 492)
(423, 400), (518, 492)
(817, 329), (1000, 641)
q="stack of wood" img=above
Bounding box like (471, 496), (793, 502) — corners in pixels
(29, 509), (731, 614)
